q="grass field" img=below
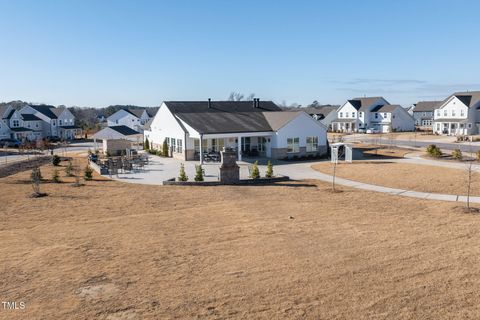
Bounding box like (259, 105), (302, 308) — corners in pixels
(313, 161), (479, 196)
(2, 158), (480, 319)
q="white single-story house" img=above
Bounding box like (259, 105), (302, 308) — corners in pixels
(332, 96), (415, 133)
(92, 125), (143, 155)
(144, 99), (328, 162)
(433, 91), (480, 135)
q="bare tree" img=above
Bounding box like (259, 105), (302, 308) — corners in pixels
(228, 92), (244, 101)
(332, 145), (344, 192)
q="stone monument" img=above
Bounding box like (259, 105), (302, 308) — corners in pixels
(219, 148), (240, 183)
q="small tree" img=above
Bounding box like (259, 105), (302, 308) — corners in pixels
(144, 137), (150, 150)
(452, 149), (463, 160)
(31, 167), (43, 181)
(178, 163), (188, 181)
(194, 164), (204, 182)
(251, 161), (260, 179)
(162, 139), (169, 157)
(265, 161), (274, 178)
(30, 167), (43, 196)
(65, 160), (73, 177)
(84, 165), (93, 181)
(52, 169), (61, 183)
(426, 144), (442, 158)
(51, 154), (61, 166)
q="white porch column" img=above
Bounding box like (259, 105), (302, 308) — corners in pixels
(237, 136), (242, 161)
(199, 134), (203, 164)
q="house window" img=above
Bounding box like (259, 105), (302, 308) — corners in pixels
(287, 137), (299, 153)
(375, 113), (378, 119)
(436, 123), (440, 131)
(359, 112), (363, 117)
(35, 123), (39, 128)
(339, 112), (343, 118)
(12, 120), (19, 127)
(115, 120), (119, 124)
(352, 112), (356, 118)
(177, 139), (183, 153)
(383, 113), (387, 118)
(166, 137), (170, 146)
(59, 119), (63, 125)
(171, 138), (176, 152)
(306, 136), (318, 152)
(468, 123), (472, 128)
(444, 110), (447, 116)
(461, 110), (465, 116)
(437, 110), (440, 116)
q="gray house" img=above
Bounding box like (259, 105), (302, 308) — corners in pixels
(411, 101), (442, 129)
(302, 106), (338, 131)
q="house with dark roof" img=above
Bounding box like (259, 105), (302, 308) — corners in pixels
(0, 105), (43, 141)
(332, 97), (414, 133)
(107, 109), (151, 132)
(410, 101), (443, 128)
(302, 105), (338, 130)
(145, 99), (327, 162)
(92, 125), (143, 155)
(19, 104), (79, 139)
(433, 91), (480, 135)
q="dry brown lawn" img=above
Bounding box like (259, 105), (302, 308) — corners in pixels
(313, 161), (479, 196)
(2, 159), (480, 319)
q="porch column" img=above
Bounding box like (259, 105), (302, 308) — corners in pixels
(199, 134), (203, 164)
(237, 136), (242, 161)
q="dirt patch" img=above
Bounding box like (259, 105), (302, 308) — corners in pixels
(313, 161), (480, 196)
(2, 156), (480, 319)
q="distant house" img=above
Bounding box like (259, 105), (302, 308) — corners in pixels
(145, 99), (327, 162)
(411, 101), (442, 129)
(92, 125), (143, 155)
(332, 97), (414, 133)
(107, 109), (151, 132)
(19, 105), (79, 139)
(302, 106), (338, 130)
(433, 91), (480, 135)
(0, 105), (43, 141)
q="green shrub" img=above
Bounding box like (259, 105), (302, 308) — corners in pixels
(452, 149), (463, 160)
(178, 163), (188, 181)
(162, 138), (169, 157)
(194, 164), (204, 182)
(84, 166), (93, 181)
(265, 161), (273, 178)
(426, 144), (442, 158)
(156, 149), (162, 156)
(52, 169), (61, 183)
(251, 161), (260, 179)
(144, 137), (150, 150)
(51, 154), (61, 166)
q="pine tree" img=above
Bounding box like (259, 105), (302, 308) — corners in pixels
(194, 164), (204, 182)
(144, 137), (150, 150)
(265, 161), (273, 178)
(178, 163), (188, 181)
(84, 166), (93, 181)
(251, 161), (260, 179)
(162, 138), (169, 157)
(51, 154), (60, 166)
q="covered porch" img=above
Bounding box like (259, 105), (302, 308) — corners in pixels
(332, 119), (358, 133)
(435, 119), (471, 135)
(189, 132), (273, 164)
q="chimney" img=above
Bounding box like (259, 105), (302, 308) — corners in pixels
(253, 98), (256, 108)
(207, 98), (211, 108)
(256, 98), (260, 108)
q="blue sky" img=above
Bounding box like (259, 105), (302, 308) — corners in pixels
(1, 0), (479, 108)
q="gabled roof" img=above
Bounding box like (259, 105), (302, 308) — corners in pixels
(371, 104), (401, 113)
(348, 97), (386, 111)
(165, 101), (283, 134)
(263, 111), (302, 131)
(413, 101), (442, 112)
(126, 109), (145, 118)
(440, 91), (480, 108)
(144, 118), (154, 130)
(302, 106), (338, 118)
(5, 110), (16, 119)
(30, 105), (58, 119)
(50, 107), (65, 117)
(21, 113), (42, 121)
(110, 125), (141, 135)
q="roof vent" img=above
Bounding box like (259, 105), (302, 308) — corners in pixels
(207, 98), (211, 108)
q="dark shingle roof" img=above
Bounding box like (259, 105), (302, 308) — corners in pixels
(413, 101), (442, 112)
(371, 105), (401, 113)
(443, 91), (480, 108)
(21, 113), (41, 121)
(30, 105), (57, 119)
(5, 110), (15, 119)
(59, 125), (80, 129)
(348, 97), (387, 111)
(10, 127), (33, 132)
(109, 125), (141, 136)
(51, 107), (65, 117)
(126, 109), (145, 118)
(302, 106), (337, 119)
(166, 101), (282, 134)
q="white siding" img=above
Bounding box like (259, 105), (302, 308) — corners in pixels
(273, 112), (327, 149)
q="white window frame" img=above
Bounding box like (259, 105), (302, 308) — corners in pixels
(306, 136), (318, 152)
(287, 137), (299, 153)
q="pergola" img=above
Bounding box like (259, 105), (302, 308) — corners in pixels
(330, 142), (353, 164)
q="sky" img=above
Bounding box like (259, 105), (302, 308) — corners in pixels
(1, 0), (480, 108)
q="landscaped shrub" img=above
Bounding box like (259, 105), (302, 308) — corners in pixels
(162, 139), (169, 157)
(452, 149), (463, 160)
(426, 144), (442, 158)
(156, 149), (162, 156)
(265, 161), (273, 178)
(51, 154), (61, 166)
(144, 137), (150, 150)
(65, 160), (73, 177)
(194, 164), (204, 182)
(251, 161), (260, 179)
(84, 166), (93, 181)
(52, 169), (61, 183)
(178, 163), (188, 181)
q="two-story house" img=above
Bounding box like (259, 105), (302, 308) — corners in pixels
(411, 101), (442, 129)
(19, 104), (79, 140)
(332, 97), (414, 133)
(107, 109), (151, 132)
(433, 91), (480, 135)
